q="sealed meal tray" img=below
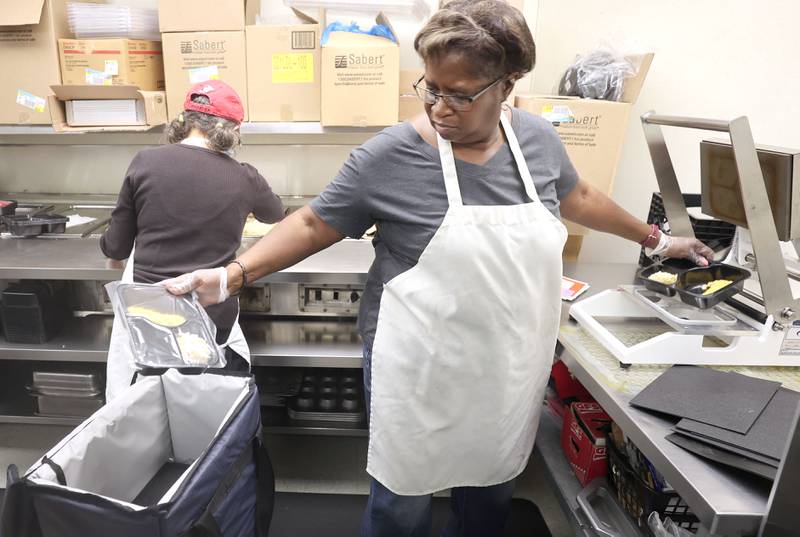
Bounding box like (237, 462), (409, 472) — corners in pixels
(106, 282), (226, 369)
(675, 264), (751, 309)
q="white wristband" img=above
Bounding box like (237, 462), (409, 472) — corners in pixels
(646, 232), (672, 258)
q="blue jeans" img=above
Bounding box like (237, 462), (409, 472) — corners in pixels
(361, 346), (515, 537)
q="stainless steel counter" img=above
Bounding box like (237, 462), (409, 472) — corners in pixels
(0, 237), (374, 283)
(560, 262), (771, 537)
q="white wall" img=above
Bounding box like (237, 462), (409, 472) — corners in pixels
(529, 0), (800, 263)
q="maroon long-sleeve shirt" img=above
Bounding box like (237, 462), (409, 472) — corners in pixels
(101, 143), (284, 331)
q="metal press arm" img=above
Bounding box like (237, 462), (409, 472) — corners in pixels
(641, 111), (797, 322)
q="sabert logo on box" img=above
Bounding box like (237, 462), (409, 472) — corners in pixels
(334, 53), (385, 68)
(180, 40), (227, 54)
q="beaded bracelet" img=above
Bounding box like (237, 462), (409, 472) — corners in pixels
(639, 223), (660, 249)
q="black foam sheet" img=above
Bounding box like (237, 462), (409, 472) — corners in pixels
(676, 388), (799, 461)
(630, 366), (780, 434)
(666, 433), (776, 480)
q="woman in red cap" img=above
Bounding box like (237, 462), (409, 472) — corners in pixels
(101, 79), (284, 401)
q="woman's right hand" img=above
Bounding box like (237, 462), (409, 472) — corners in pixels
(162, 267), (229, 306)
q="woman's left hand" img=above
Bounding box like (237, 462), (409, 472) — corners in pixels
(663, 236), (715, 266)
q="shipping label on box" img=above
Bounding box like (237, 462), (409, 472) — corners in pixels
(321, 14), (399, 127)
(247, 11), (320, 122)
(162, 31), (248, 121)
(59, 39), (165, 91)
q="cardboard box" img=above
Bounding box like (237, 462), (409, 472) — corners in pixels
(321, 14), (399, 127)
(246, 10), (320, 122)
(58, 39), (164, 91)
(162, 31), (248, 121)
(398, 68), (423, 122)
(48, 85), (167, 132)
(516, 53), (654, 237)
(546, 359), (593, 419)
(0, 0), (101, 124)
(561, 402), (612, 486)
(158, 0), (245, 32)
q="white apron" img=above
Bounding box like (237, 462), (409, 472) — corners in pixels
(105, 246), (250, 401)
(366, 113), (567, 495)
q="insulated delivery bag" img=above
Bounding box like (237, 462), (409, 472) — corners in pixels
(0, 368), (274, 537)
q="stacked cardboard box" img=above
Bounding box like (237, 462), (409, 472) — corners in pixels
(320, 14), (399, 127)
(159, 0), (249, 121)
(0, 0), (102, 124)
(246, 9), (321, 122)
(58, 38), (164, 90)
(516, 53), (654, 259)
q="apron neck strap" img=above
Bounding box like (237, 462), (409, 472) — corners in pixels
(436, 131), (464, 207)
(436, 110), (541, 208)
(499, 112), (540, 203)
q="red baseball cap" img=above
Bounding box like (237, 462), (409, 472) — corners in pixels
(183, 80), (244, 123)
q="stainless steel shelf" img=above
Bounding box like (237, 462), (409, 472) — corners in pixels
(0, 122), (384, 146)
(0, 316), (363, 368)
(0, 316), (113, 362)
(560, 262), (771, 537)
(0, 237), (373, 283)
(0, 387), (86, 426)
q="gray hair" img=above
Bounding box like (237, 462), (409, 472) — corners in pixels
(165, 94), (241, 153)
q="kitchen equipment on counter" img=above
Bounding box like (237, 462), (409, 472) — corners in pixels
(1, 281), (70, 343)
(5, 214), (69, 237)
(571, 112), (800, 366)
(0, 199), (17, 216)
(701, 139), (800, 242)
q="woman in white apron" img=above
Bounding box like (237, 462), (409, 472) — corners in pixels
(165, 2), (713, 534)
(102, 80), (284, 401)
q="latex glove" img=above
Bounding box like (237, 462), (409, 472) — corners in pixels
(662, 236), (715, 266)
(161, 267), (229, 306)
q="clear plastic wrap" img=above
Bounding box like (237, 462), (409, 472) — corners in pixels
(106, 282), (226, 370)
(557, 47), (638, 102)
(67, 3), (160, 41)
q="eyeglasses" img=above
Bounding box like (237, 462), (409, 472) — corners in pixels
(413, 76), (503, 112)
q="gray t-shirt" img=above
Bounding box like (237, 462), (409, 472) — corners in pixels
(310, 108), (580, 351)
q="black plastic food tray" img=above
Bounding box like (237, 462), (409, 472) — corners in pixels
(636, 265), (678, 297)
(675, 265), (751, 309)
(6, 214), (68, 237)
(287, 370), (365, 423)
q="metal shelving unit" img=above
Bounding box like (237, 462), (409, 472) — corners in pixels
(0, 122), (384, 146)
(0, 316), (363, 368)
(0, 125), (376, 435)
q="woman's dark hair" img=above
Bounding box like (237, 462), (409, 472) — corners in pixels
(414, 0), (535, 82)
(165, 94), (241, 153)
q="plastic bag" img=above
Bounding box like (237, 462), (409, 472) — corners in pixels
(321, 21), (396, 45)
(557, 47), (638, 101)
(106, 282), (226, 370)
(648, 512), (695, 537)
